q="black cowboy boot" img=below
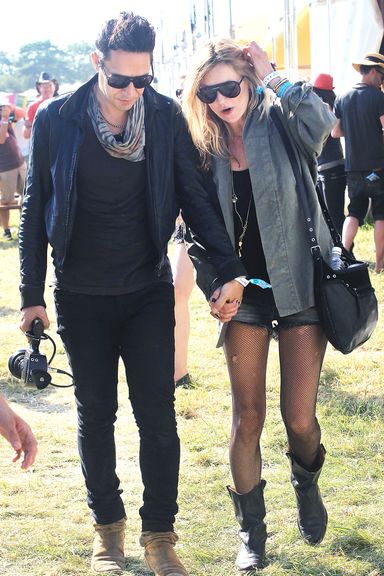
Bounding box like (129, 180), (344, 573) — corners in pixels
(286, 445), (328, 544)
(227, 480), (267, 571)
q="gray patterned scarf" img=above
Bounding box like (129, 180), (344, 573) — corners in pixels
(87, 87), (145, 161)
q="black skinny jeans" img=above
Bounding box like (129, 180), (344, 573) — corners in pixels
(54, 283), (179, 531)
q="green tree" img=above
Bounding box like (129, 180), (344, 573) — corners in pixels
(0, 40), (95, 93)
(15, 40), (72, 89)
(0, 51), (14, 75)
(65, 42), (94, 83)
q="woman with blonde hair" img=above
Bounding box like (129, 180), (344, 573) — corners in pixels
(183, 39), (336, 570)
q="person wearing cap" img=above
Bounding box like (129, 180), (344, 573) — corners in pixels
(332, 53), (384, 272)
(312, 73), (346, 234)
(23, 72), (59, 139)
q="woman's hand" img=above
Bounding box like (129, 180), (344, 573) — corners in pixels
(242, 41), (274, 81)
(209, 281), (243, 323)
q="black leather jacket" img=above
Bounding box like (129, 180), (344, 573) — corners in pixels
(19, 75), (245, 308)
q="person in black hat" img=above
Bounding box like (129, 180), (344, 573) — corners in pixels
(23, 72), (59, 139)
(35, 71), (59, 97)
(332, 53), (384, 272)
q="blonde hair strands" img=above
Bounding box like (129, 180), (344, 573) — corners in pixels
(182, 38), (270, 168)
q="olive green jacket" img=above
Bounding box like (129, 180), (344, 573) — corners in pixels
(188, 82), (336, 342)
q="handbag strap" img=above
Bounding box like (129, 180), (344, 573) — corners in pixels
(314, 182), (343, 247)
(270, 107), (340, 264)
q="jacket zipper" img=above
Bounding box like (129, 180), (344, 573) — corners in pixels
(59, 130), (81, 271)
(145, 100), (164, 276)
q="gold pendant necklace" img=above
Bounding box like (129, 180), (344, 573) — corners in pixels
(232, 174), (253, 255)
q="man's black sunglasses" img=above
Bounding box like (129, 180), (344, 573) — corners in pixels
(99, 61), (154, 89)
(197, 77), (244, 104)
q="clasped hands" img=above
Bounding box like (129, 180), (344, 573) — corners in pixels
(209, 280), (244, 323)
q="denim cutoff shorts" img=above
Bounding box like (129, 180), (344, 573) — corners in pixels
(234, 288), (320, 339)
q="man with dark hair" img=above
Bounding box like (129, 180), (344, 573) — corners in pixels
(332, 52), (384, 272)
(18, 11), (245, 575)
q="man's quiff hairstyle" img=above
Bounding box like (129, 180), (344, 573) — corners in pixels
(96, 11), (155, 59)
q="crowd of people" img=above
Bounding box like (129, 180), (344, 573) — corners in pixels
(0, 71), (59, 239)
(1, 9), (383, 576)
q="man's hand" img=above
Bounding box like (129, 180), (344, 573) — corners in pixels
(209, 280), (244, 323)
(20, 306), (49, 333)
(331, 118), (344, 138)
(0, 395), (37, 469)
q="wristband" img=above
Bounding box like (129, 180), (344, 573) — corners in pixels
(234, 276), (250, 288)
(271, 77), (289, 93)
(277, 81), (293, 97)
(262, 71), (280, 86)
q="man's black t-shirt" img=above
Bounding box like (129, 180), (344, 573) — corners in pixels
(318, 133), (344, 168)
(334, 83), (384, 171)
(55, 115), (172, 294)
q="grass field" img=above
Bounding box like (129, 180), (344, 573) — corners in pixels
(0, 212), (383, 576)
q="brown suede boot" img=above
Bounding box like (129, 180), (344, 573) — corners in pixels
(91, 517), (126, 572)
(140, 531), (189, 576)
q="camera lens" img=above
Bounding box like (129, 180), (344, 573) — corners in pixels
(8, 350), (26, 379)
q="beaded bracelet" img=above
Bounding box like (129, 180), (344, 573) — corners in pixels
(277, 82), (293, 97)
(271, 77), (289, 93)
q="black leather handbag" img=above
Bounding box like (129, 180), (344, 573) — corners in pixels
(271, 107), (378, 354)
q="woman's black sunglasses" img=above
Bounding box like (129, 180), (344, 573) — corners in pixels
(197, 77), (244, 104)
(99, 61), (154, 89)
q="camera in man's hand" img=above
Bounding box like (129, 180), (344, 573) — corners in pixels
(8, 318), (51, 389)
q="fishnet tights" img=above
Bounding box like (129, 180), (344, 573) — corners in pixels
(224, 321), (327, 494)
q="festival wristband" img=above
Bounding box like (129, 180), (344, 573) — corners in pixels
(249, 278), (272, 289)
(234, 276), (250, 288)
(262, 71), (280, 86)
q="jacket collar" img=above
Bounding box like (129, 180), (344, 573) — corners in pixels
(58, 74), (97, 121)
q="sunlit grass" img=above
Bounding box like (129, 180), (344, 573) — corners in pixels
(0, 213), (383, 575)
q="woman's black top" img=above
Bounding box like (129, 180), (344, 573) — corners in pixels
(232, 169), (270, 301)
